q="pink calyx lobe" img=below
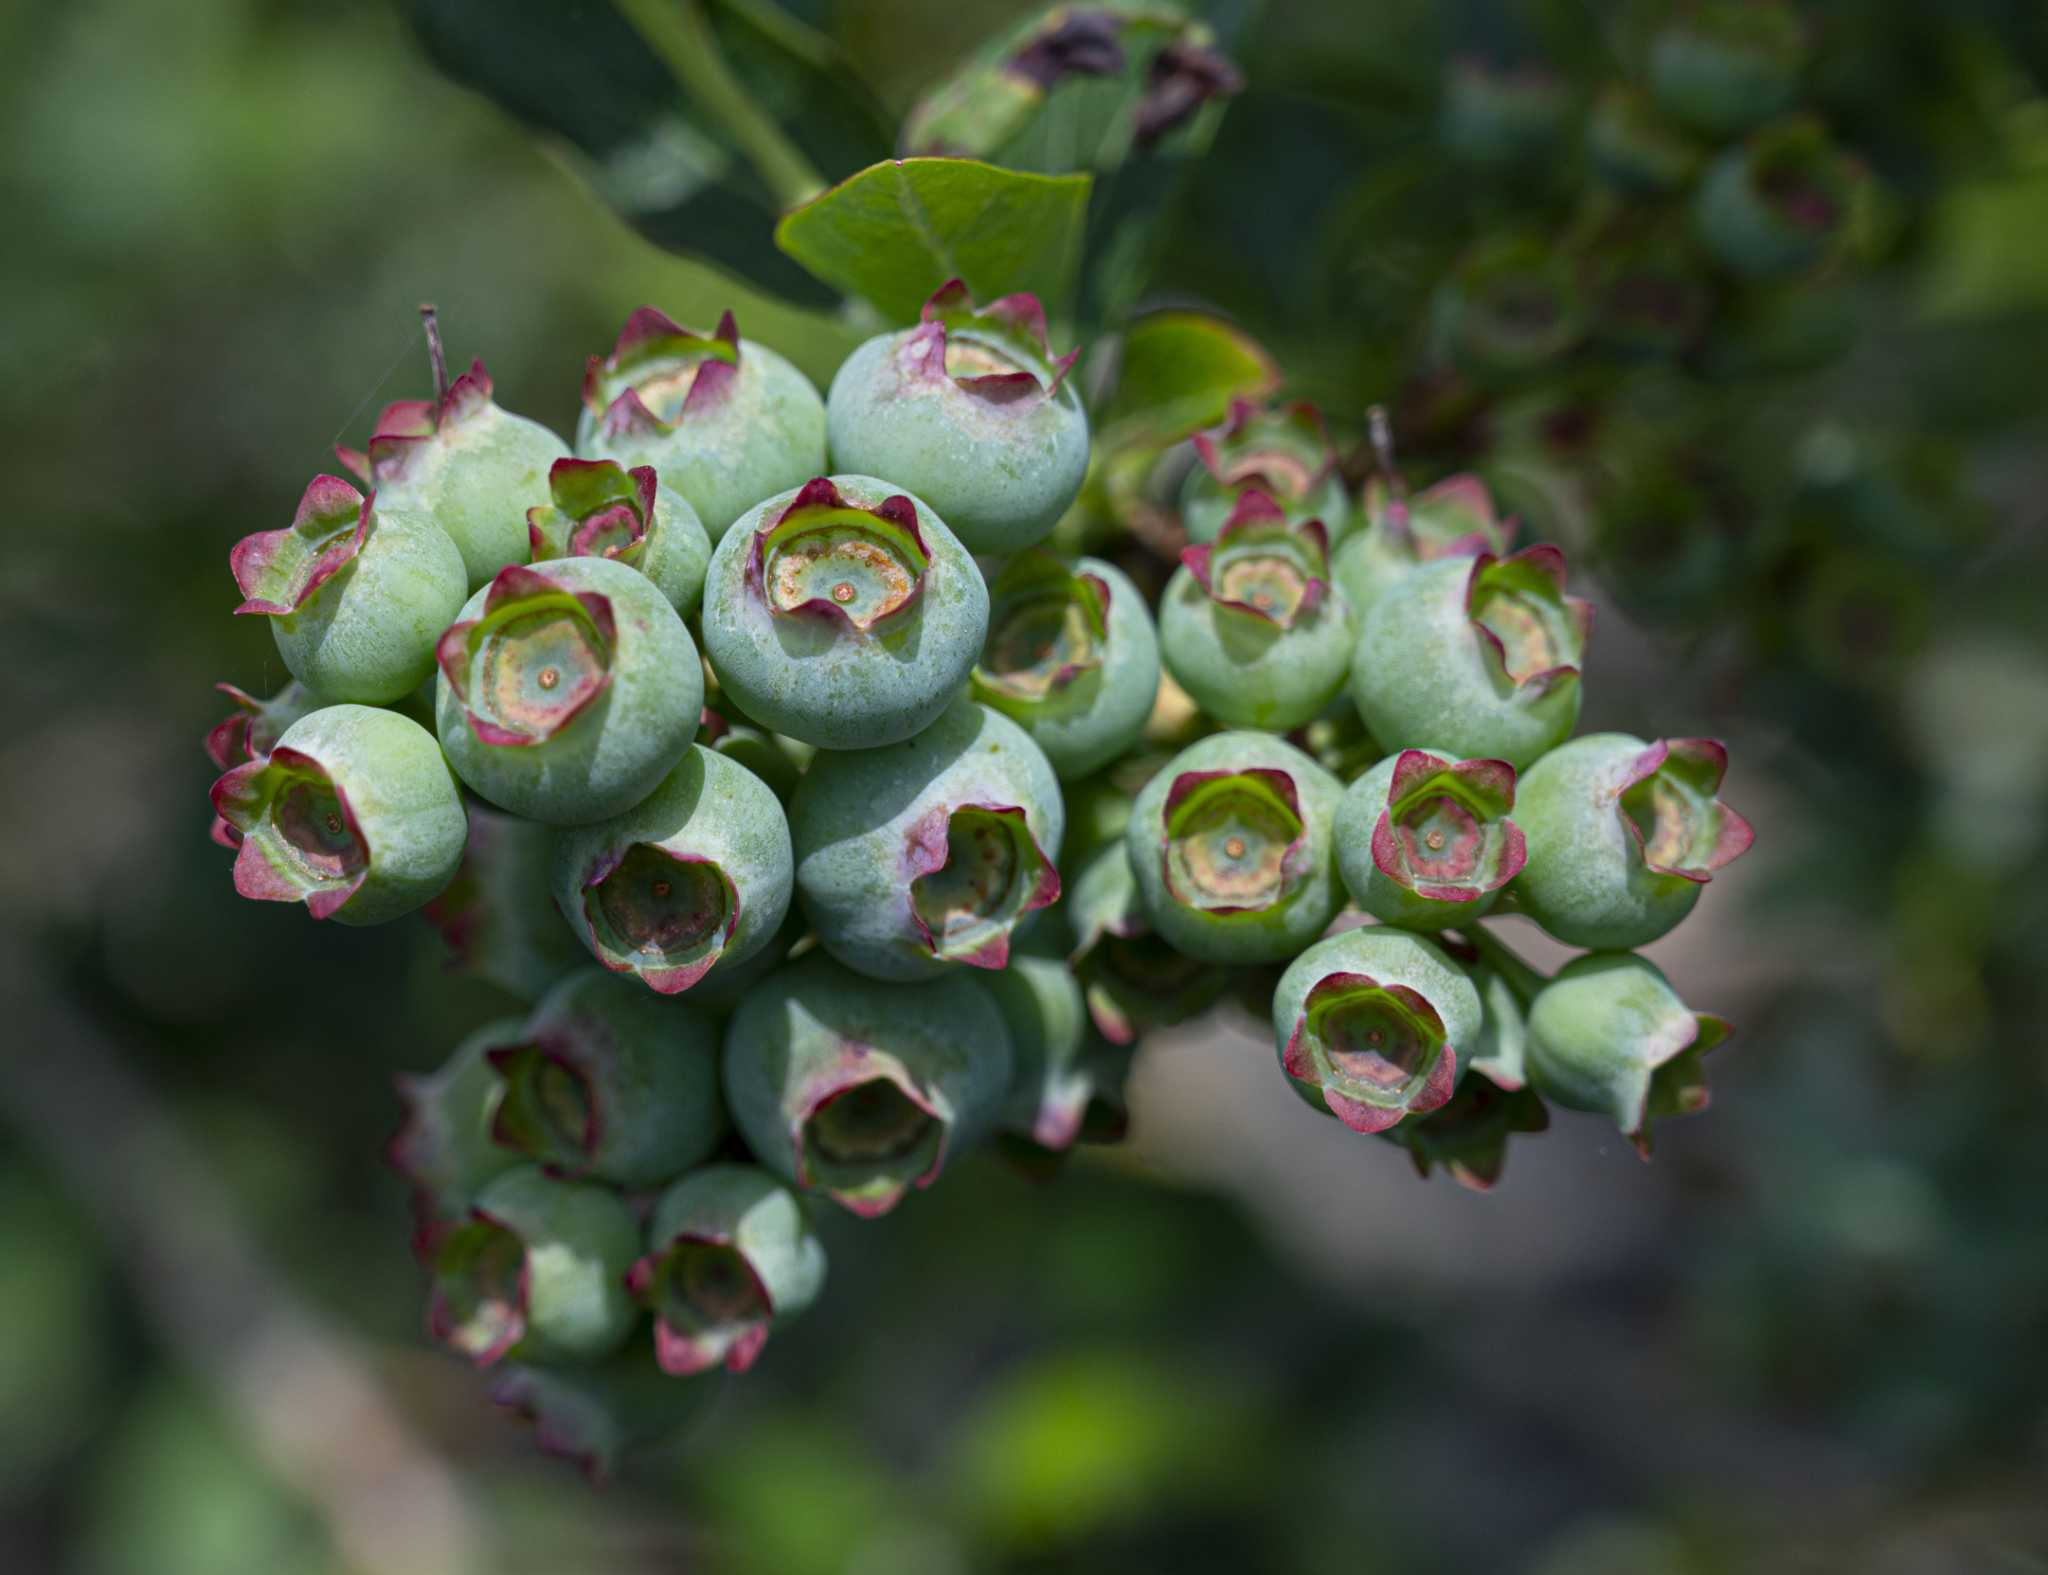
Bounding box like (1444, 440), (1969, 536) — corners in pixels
(1161, 766), (1308, 914)
(437, 564), (617, 747)
(626, 1234), (776, 1377)
(230, 475), (373, 617)
(903, 801), (1061, 969)
(790, 1045), (950, 1218)
(1284, 970), (1458, 1134)
(1367, 472), (1516, 561)
(528, 457), (658, 565)
(336, 359), (495, 484)
(1465, 544), (1594, 695)
(577, 843), (739, 994)
(1181, 489), (1331, 628)
(209, 744), (370, 920)
(584, 307), (741, 439)
(899, 278), (1080, 403)
(485, 1037), (603, 1172)
(974, 550), (1112, 705)
(1192, 397), (1336, 505)
(1618, 738), (1754, 883)
(745, 477), (930, 633)
(427, 1208), (531, 1367)
(1369, 749), (1527, 901)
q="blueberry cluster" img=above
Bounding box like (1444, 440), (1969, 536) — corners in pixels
(206, 289), (1749, 1473)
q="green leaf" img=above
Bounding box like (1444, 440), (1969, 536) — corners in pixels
(775, 158), (1092, 322)
(1098, 310), (1278, 445)
(406, 0), (891, 307)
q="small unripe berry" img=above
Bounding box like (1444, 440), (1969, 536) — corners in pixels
(527, 457), (710, 616)
(1126, 731), (1344, 964)
(1179, 398), (1349, 545)
(701, 476), (989, 750)
(488, 1346), (722, 1484)
(204, 679), (320, 770)
(1066, 837), (1232, 1044)
(385, 1019), (525, 1226)
(1649, 0), (1806, 138)
(971, 550), (1160, 779)
(553, 744), (793, 995)
(1332, 473), (1515, 627)
(790, 698), (1063, 980)
(483, 968), (727, 1190)
(983, 950), (1095, 1151)
(1440, 59), (1569, 169)
(578, 308), (826, 542)
(1511, 733), (1753, 949)
(721, 951), (1013, 1217)
(338, 357), (571, 590)
(827, 280), (1088, 554)
(210, 703), (466, 924)
(1694, 117), (1862, 279)
(231, 477), (467, 704)
(627, 1163), (826, 1376)
(1350, 545), (1591, 769)
(1436, 237), (1585, 378)
(1526, 951), (1730, 1155)
(421, 802), (588, 1001)
(427, 1164), (639, 1366)
(1390, 1074), (1549, 1190)
(1271, 926), (1483, 1135)
(1160, 491), (1355, 730)
(1334, 748), (1527, 930)
(435, 558), (702, 825)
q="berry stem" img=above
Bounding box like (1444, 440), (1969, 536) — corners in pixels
(419, 303), (449, 405)
(1366, 404), (1406, 502)
(1459, 923), (1549, 1008)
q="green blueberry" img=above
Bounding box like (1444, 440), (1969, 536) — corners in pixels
(578, 307), (826, 542)
(231, 476), (467, 704)
(434, 557), (702, 825)
(697, 708), (805, 805)
(1694, 117), (1862, 279)
(1180, 397), (1350, 545)
(488, 1345), (723, 1484)
(983, 950), (1095, 1152)
(970, 550), (1160, 779)
(790, 698), (1063, 981)
(553, 744), (793, 995)
(700, 475), (989, 751)
(826, 280), (1088, 554)
(527, 457), (710, 616)
(1334, 748), (1527, 931)
(1350, 545), (1590, 768)
(1125, 731), (1344, 965)
(1526, 951), (1730, 1154)
(1160, 491), (1355, 730)
(1332, 473), (1516, 628)
(421, 802), (589, 1001)
(1511, 732), (1754, 949)
(1585, 84), (1705, 194)
(627, 1163), (826, 1375)
(210, 703), (465, 925)
(1434, 237), (1585, 379)
(338, 357), (570, 590)
(720, 951), (1013, 1217)
(483, 968), (727, 1190)
(1649, 0), (1805, 138)
(427, 1164), (639, 1367)
(1440, 58), (1569, 169)
(1271, 926), (1482, 1135)
(385, 1019), (525, 1224)
(1066, 837), (1233, 1044)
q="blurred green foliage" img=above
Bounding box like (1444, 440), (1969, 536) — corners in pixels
(4, 0), (2048, 1572)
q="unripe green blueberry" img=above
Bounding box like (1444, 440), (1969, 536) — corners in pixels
(1648, 0), (1805, 138)
(1526, 951), (1730, 1154)
(701, 476), (988, 751)
(1126, 732), (1344, 964)
(231, 476), (467, 704)
(1586, 85), (1704, 195)
(1440, 58), (1569, 169)
(1694, 117), (1862, 279)
(983, 950), (1094, 1151)
(626, 1163), (826, 1375)
(1180, 398), (1350, 545)
(721, 951), (1013, 1217)
(210, 704), (465, 924)
(385, 1019), (525, 1225)
(578, 307), (826, 542)
(427, 1163), (639, 1366)
(421, 802), (588, 1001)
(1350, 545), (1591, 768)
(1160, 492), (1355, 730)
(1466, 959), (1532, 1092)
(1511, 733), (1753, 949)
(1332, 473), (1516, 628)
(697, 708), (804, 805)
(826, 280), (1088, 554)
(553, 744), (793, 995)
(527, 457), (709, 616)
(338, 358), (571, 590)
(790, 698), (1062, 980)
(1271, 926), (1483, 1135)
(1334, 749), (1527, 931)
(971, 550), (1160, 779)
(434, 558), (702, 825)
(488, 1345), (723, 1484)
(1066, 837), (1232, 1044)
(483, 968), (727, 1190)
(204, 679), (320, 770)
(1435, 237), (1585, 378)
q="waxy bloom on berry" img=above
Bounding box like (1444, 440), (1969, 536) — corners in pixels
(231, 476), (466, 704)
(1512, 733), (1753, 949)
(434, 557), (702, 825)
(210, 704), (466, 925)
(828, 280), (1088, 554)
(527, 457), (710, 615)
(627, 1164), (826, 1376)
(577, 307), (826, 542)
(1334, 748), (1527, 931)
(721, 952), (1013, 1218)
(701, 476), (989, 751)
(1271, 927), (1483, 1136)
